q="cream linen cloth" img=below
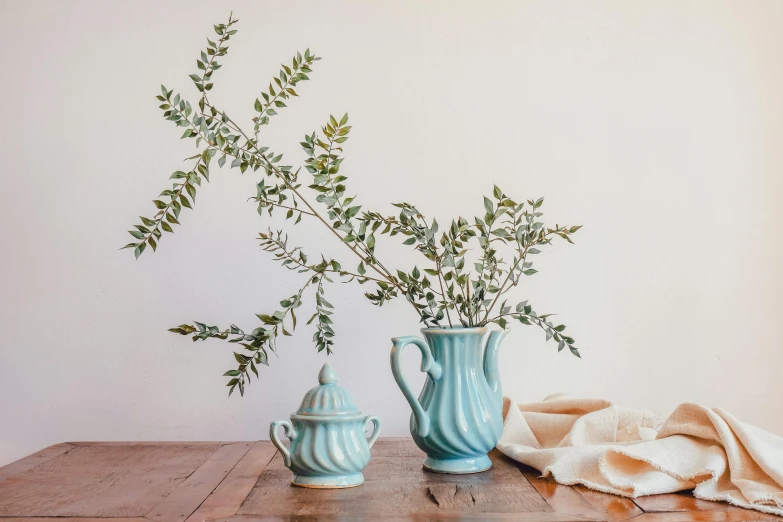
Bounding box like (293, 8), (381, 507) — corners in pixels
(497, 394), (783, 517)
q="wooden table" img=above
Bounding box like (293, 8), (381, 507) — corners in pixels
(0, 440), (779, 521)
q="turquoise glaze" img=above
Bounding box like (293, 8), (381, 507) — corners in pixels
(270, 363), (381, 488)
(391, 327), (508, 474)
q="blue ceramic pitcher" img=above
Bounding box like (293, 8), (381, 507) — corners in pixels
(391, 327), (508, 474)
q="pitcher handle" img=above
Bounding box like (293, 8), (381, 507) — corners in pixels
(269, 420), (297, 468)
(362, 415), (382, 449)
(390, 336), (442, 438)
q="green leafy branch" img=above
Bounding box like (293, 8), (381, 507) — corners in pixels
(253, 49), (319, 138)
(360, 190), (582, 350)
(147, 27), (405, 304)
(169, 273), (319, 396)
(308, 277), (335, 354)
(190, 12), (238, 111)
(359, 204), (454, 326)
(301, 115), (401, 288)
(258, 229), (384, 283)
(199, 106), (408, 301)
(477, 189), (581, 324)
(486, 300), (580, 358)
(122, 150), (210, 258)
(254, 173), (314, 223)
(126, 13), (584, 396)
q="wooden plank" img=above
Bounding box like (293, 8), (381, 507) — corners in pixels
(415, 450), (552, 515)
(633, 491), (762, 513)
(572, 485), (644, 522)
(0, 443), (222, 517)
(147, 442), (252, 522)
(185, 442), (277, 522)
(631, 511), (783, 521)
(67, 441), (241, 447)
(414, 482), (555, 515)
(0, 519), (149, 522)
(519, 466), (605, 521)
(237, 452), (416, 516)
(237, 442), (552, 517)
(0, 443), (75, 482)
(4, 439), (776, 522)
(217, 514), (594, 521)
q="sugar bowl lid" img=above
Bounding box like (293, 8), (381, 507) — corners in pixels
(295, 363), (360, 416)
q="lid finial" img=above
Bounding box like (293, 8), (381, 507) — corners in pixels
(296, 362), (357, 415)
(318, 363), (338, 385)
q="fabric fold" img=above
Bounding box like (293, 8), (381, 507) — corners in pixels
(497, 395), (783, 517)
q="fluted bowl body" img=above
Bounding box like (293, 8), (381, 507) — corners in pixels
(288, 415), (372, 478)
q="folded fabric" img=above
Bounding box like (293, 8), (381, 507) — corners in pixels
(497, 394), (783, 517)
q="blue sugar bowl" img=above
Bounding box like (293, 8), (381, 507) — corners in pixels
(270, 363), (381, 488)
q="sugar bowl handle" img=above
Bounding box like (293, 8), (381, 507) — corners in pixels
(269, 420), (297, 468)
(362, 415), (381, 449)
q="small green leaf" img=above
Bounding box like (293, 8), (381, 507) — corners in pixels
(257, 314), (276, 325)
(484, 196), (493, 214)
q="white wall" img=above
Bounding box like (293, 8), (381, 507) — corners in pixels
(1, 0), (782, 467)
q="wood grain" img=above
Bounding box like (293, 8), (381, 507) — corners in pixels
(572, 485), (645, 522)
(238, 442), (551, 517)
(1, 439), (780, 522)
(0, 519), (150, 522)
(66, 441), (241, 446)
(219, 514), (596, 521)
(185, 442), (277, 522)
(633, 491), (758, 513)
(0, 443), (221, 517)
(519, 466), (605, 521)
(632, 511), (783, 521)
(0, 443), (75, 482)
(146, 442), (252, 522)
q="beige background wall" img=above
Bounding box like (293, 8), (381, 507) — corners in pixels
(1, 0), (782, 466)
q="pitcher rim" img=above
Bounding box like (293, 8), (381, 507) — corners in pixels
(420, 326), (488, 335)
